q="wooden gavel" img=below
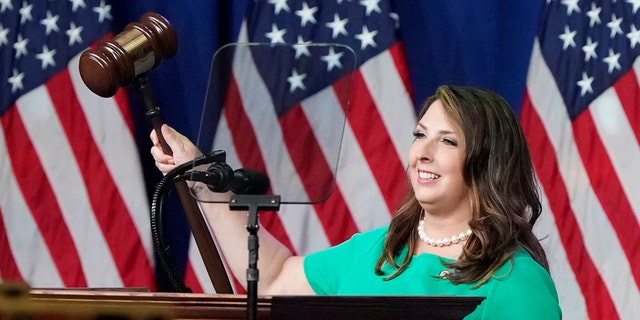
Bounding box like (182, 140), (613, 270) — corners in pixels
(78, 12), (232, 294)
(79, 12), (177, 98)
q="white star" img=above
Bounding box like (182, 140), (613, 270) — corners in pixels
(36, 45), (56, 69)
(558, 25), (576, 50)
(293, 35), (311, 59)
(603, 49), (621, 73)
(321, 47), (344, 71)
(13, 34), (28, 59)
(93, 0), (112, 23)
(607, 14), (623, 38)
(69, 0), (86, 12)
(389, 12), (400, 29)
(561, 0), (581, 15)
(355, 25), (378, 50)
(287, 69), (307, 93)
(19, 1), (33, 24)
(360, 0), (381, 16)
(626, 24), (640, 49)
(0, 24), (9, 47)
(8, 68), (25, 93)
(326, 14), (349, 39)
(265, 23), (286, 44)
(268, 0), (290, 15)
(581, 37), (598, 62)
(40, 11), (60, 35)
(577, 72), (594, 96)
(295, 2), (317, 27)
(66, 21), (83, 46)
(627, 0), (640, 14)
(0, 0), (14, 13)
(586, 3), (601, 27)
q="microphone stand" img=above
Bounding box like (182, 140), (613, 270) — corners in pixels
(228, 194), (281, 320)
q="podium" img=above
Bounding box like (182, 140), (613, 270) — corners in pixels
(0, 286), (484, 319)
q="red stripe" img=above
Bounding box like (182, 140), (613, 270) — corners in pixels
(279, 106), (359, 245)
(335, 71), (407, 213)
(232, 274), (246, 294)
(572, 109), (640, 288)
(46, 70), (155, 289)
(223, 76), (296, 254)
(0, 208), (23, 282)
(613, 70), (640, 143)
(183, 261), (204, 293)
(0, 106), (87, 287)
(520, 92), (619, 320)
(388, 43), (414, 99)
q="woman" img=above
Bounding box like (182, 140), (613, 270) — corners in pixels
(151, 85), (561, 319)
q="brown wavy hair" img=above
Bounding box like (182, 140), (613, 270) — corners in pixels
(374, 85), (548, 286)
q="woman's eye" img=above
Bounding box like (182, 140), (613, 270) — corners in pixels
(413, 131), (426, 139)
(443, 138), (458, 146)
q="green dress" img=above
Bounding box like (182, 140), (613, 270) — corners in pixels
(303, 226), (561, 319)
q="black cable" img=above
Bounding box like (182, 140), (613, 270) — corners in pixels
(149, 152), (225, 292)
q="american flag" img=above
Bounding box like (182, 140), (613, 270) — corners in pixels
(523, 0), (640, 319)
(183, 0), (416, 293)
(0, 1), (154, 288)
(9, 1), (640, 318)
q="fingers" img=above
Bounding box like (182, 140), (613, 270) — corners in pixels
(150, 125), (175, 175)
(150, 127), (159, 145)
(150, 143), (174, 175)
(164, 125), (203, 164)
(150, 143), (174, 164)
(149, 124), (203, 173)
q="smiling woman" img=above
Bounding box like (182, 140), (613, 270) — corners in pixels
(150, 85), (561, 319)
(377, 85), (550, 284)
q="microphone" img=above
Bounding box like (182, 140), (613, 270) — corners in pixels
(230, 168), (271, 195)
(185, 163), (270, 195)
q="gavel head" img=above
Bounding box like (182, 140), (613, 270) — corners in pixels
(79, 12), (178, 97)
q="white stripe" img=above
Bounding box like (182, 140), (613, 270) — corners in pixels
(232, 45), (309, 202)
(589, 86), (640, 223)
(298, 85), (346, 192)
(360, 49), (416, 166)
(68, 55), (154, 264)
(301, 85), (391, 231)
(213, 25), (332, 253)
(527, 39), (640, 319)
(534, 180), (588, 320)
(0, 126), (63, 287)
(15, 87), (123, 287)
(213, 102), (330, 255)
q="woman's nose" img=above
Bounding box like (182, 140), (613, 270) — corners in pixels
(414, 139), (434, 162)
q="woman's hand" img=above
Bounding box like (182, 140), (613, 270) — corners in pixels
(150, 124), (203, 175)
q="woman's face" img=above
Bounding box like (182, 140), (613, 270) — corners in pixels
(408, 99), (470, 215)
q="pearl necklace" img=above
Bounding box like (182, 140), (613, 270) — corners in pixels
(417, 219), (472, 247)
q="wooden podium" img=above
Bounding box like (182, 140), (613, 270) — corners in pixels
(0, 284), (484, 320)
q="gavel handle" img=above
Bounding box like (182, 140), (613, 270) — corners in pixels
(136, 77), (233, 293)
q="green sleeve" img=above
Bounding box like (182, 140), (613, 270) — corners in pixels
(303, 227), (387, 294)
(479, 254), (562, 319)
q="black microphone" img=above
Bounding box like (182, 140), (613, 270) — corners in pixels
(184, 163), (270, 195)
(229, 168), (270, 195)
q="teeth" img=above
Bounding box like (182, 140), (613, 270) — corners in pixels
(419, 171), (440, 180)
